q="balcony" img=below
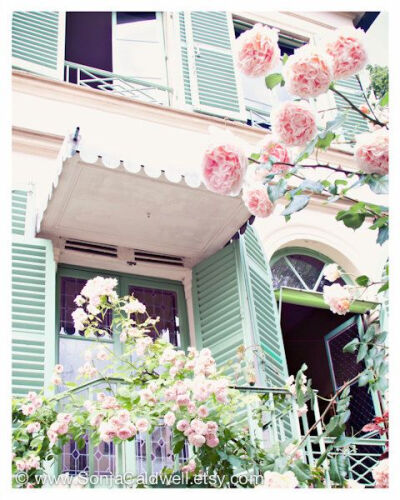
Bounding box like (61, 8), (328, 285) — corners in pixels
(54, 376), (387, 487)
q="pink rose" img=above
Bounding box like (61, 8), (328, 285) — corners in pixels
(89, 414), (104, 427)
(52, 374), (62, 386)
(236, 23), (280, 77)
(325, 27), (367, 80)
(136, 418), (149, 433)
(271, 101), (317, 147)
(117, 426), (135, 440)
(99, 422), (118, 443)
(207, 421), (218, 434)
(355, 128), (388, 175)
(202, 144), (247, 196)
(284, 45), (332, 98)
(176, 394), (190, 407)
(188, 433), (206, 448)
(206, 434), (219, 448)
(21, 403), (35, 416)
(164, 411), (176, 427)
(53, 364), (64, 374)
(27, 391), (37, 401)
(190, 418), (208, 435)
(47, 429), (58, 446)
(259, 136), (291, 174)
(176, 419), (190, 432)
(96, 348), (109, 361)
(197, 405), (209, 418)
(372, 458), (389, 488)
(117, 409), (130, 424)
(284, 443), (303, 461)
(242, 186), (274, 218)
(323, 284), (351, 315)
(26, 422), (41, 434)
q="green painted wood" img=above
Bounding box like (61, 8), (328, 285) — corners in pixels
(11, 190), (27, 236)
(333, 76), (369, 143)
(179, 11), (244, 119)
(240, 226), (289, 387)
(12, 236), (56, 397)
(274, 287), (378, 313)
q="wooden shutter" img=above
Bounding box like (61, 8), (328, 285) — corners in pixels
(12, 11), (65, 79)
(178, 11), (245, 120)
(12, 237), (56, 397)
(333, 76), (369, 142)
(239, 226), (288, 387)
(12, 190), (28, 236)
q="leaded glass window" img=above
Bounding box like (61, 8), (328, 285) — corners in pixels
(271, 252), (346, 291)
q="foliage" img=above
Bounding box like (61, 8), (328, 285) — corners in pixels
(366, 64), (389, 100)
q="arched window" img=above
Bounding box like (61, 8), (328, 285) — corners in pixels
(270, 247), (347, 292)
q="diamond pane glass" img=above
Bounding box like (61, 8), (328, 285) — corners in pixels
(129, 285), (180, 346)
(62, 435), (115, 476)
(271, 257), (304, 290)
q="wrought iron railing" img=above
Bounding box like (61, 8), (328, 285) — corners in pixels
(245, 105), (271, 129)
(54, 377), (386, 487)
(64, 61), (173, 107)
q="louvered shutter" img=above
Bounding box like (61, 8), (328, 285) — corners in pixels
(12, 11), (65, 79)
(12, 190), (28, 236)
(239, 226), (288, 387)
(192, 243), (250, 377)
(12, 237), (56, 397)
(333, 76), (369, 143)
(178, 11), (245, 120)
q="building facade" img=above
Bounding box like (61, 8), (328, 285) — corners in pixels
(11, 10), (387, 484)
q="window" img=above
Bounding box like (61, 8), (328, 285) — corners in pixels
(233, 19), (306, 128)
(56, 265), (189, 475)
(270, 249), (346, 292)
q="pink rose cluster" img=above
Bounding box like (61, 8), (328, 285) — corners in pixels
(47, 413), (72, 446)
(236, 23), (280, 77)
(261, 470), (299, 488)
(259, 136), (291, 175)
(271, 101), (317, 147)
(20, 391), (43, 416)
(202, 143), (248, 196)
(181, 459), (196, 474)
(72, 276), (118, 331)
(325, 27), (368, 80)
(323, 283), (352, 315)
(242, 185), (274, 218)
(355, 128), (389, 175)
(181, 418), (220, 449)
(15, 454), (40, 472)
(284, 45), (333, 98)
(51, 363), (64, 386)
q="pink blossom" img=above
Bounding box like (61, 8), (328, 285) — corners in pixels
(243, 185), (274, 218)
(188, 433), (206, 448)
(296, 403), (308, 418)
(99, 422), (118, 443)
(21, 403), (35, 416)
(96, 347), (109, 361)
(164, 411), (176, 427)
(122, 298), (146, 315)
(97, 392), (106, 402)
(136, 336), (153, 356)
(372, 458), (389, 488)
(176, 419), (190, 432)
(323, 263), (341, 283)
(102, 396), (119, 409)
(206, 434), (219, 448)
(176, 394), (190, 407)
(325, 27), (367, 80)
(16, 460), (27, 471)
(181, 459), (196, 474)
(117, 409), (130, 424)
(32, 397), (43, 409)
(262, 470), (299, 488)
(197, 405), (209, 418)
(136, 418), (150, 433)
(259, 136), (291, 174)
(26, 455), (40, 470)
(27, 422), (41, 434)
(190, 418), (208, 435)
(236, 23), (280, 77)
(355, 128), (389, 175)
(89, 414), (104, 427)
(202, 143), (247, 196)
(284, 45), (332, 98)
(271, 101), (317, 147)
(117, 426), (135, 440)
(187, 402), (197, 415)
(52, 374), (62, 386)
(72, 308), (88, 331)
(54, 364), (64, 374)
(323, 284), (351, 315)
(27, 391), (37, 402)
(47, 429), (58, 446)
(140, 388), (156, 404)
(206, 421), (218, 434)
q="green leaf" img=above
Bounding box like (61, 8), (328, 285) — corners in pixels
(315, 131), (336, 150)
(341, 213), (366, 229)
(250, 153), (261, 161)
(290, 460), (313, 482)
(329, 455), (347, 486)
(294, 137), (318, 164)
(282, 53), (289, 66)
(355, 275), (370, 286)
(356, 343), (368, 362)
(281, 194), (310, 216)
(299, 179), (324, 194)
(377, 225), (389, 245)
(265, 73), (284, 89)
(343, 338), (359, 354)
(268, 179), (287, 203)
(367, 175), (389, 195)
(173, 439), (185, 454)
(378, 281), (389, 293)
(379, 92), (388, 107)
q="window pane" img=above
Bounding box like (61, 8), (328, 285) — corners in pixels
(271, 257), (305, 290)
(129, 286), (180, 346)
(317, 275), (346, 292)
(59, 276), (112, 337)
(288, 254), (325, 290)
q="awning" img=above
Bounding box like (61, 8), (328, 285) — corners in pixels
(36, 150), (251, 267)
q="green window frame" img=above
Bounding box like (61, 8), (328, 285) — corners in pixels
(55, 263), (190, 365)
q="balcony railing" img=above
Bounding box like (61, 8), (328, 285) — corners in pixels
(64, 61), (173, 107)
(54, 377), (386, 487)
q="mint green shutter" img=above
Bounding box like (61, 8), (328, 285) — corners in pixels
(333, 76), (369, 142)
(192, 227), (288, 386)
(240, 226), (288, 387)
(179, 11), (245, 120)
(12, 190), (28, 236)
(12, 11), (65, 79)
(12, 237), (56, 397)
